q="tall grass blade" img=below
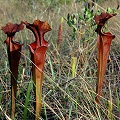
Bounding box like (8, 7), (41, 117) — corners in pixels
(23, 82), (32, 120)
(49, 57), (55, 80)
(107, 83), (113, 120)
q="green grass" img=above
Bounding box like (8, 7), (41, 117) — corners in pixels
(23, 81), (33, 120)
(0, 0), (120, 119)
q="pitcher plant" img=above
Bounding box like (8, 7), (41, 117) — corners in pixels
(94, 12), (116, 104)
(24, 20), (51, 119)
(2, 22), (24, 119)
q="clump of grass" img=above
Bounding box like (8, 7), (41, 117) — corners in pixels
(0, 0), (120, 120)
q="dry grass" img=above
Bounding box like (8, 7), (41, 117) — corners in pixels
(0, 0), (120, 119)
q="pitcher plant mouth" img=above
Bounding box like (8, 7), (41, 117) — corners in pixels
(2, 22), (24, 119)
(24, 20), (51, 119)
(94, 12), (116, 104)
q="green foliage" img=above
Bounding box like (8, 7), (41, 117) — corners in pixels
(23, 82), (33, 120)
(76, 0), (103, 3)
(107, 7), (117, 14)
(66, 13), (78, 40)
(116, 88), (120, 111)
(65, 1), (97, 41)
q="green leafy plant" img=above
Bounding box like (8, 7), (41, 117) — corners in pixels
(66, 1), (96, 40)
(67, 13), (78, 40)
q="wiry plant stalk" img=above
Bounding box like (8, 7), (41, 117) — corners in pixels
(108, 83), (113, 120)
(58, 17), (64, 52)
(2, 22), (24, 119)
(94, 12), (116, 104)
(24, 20), (51, 119)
